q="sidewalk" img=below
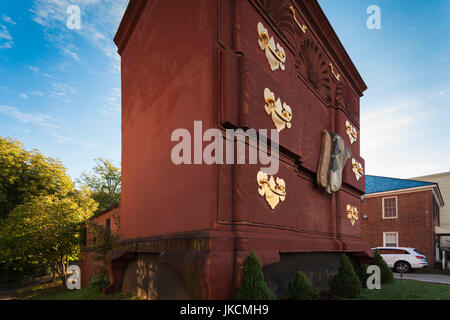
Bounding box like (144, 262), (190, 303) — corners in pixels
(394, 273), (450, 285)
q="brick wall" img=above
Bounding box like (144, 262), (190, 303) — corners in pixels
(78, 206), (120, 287)
(361, 190), (437, 264)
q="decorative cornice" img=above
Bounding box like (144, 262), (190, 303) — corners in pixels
(113, 0), (149, 55)
(295, 0), (368, 97)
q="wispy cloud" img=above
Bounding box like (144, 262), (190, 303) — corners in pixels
(31, 0), (128, 70)
(0, 105), (62, 129)
(0, 24), (13, 49)
(50, 81), (77, 98)
(51, 133), (96, 148)
(2, 15), (17, 25)
(361, 96), (450, 178)
(102, 87), (121, 115)
(20, 93), (28, 99)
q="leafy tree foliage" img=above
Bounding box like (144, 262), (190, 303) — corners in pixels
(78, 158), (121, 215)
(0, 189), (97, 285)
(235, 251), (276, 300)
(0, 137), (74, 220)
(329, 254), (362, 298)
(288, 271), (319, 300)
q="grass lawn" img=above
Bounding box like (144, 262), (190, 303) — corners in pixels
(357, 279), (450, 300)
(15, 281), (141, 300)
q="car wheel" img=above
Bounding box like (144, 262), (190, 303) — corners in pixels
(394, 261), (411, 273)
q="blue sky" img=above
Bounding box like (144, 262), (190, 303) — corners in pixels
(0, 1), (449, 181)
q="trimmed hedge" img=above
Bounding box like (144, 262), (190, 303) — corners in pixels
(329, 254), (362, 298)
(373, 249), (394, 284)
(235, 251), (276, 300)
(288, 271), (318, 300)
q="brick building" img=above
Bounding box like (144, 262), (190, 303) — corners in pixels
(78, 206), (120, 288)
(361, 175), (444, 266)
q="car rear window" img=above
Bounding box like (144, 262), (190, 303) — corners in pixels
(413, 249), (425, 256)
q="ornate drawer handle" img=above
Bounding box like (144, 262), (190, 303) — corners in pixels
(264, 88), (292, 132)
(289, 6), (307, 34)
(329, 63), (341, 81)
(258, 22), (286, 71)
(346, 204), (359, 226)
(257, 171), (286, 210)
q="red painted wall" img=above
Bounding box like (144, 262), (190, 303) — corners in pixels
(120, 0), (218, 239)
(361, 190), (438, 263)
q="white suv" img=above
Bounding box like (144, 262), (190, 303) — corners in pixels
(371, 247), (429, 273)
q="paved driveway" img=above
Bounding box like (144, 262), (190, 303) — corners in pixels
(394, 273), (450, 285)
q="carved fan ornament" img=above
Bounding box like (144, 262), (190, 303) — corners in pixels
(335, 83), (359, 120)
(296, 39), (331, 103)
(257, 0), (296, 43)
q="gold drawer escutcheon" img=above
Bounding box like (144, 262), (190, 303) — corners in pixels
(352, 158), (364, 181)
(257, 171), (286, 210)
(346, 204), (359, 226)
(345, 120), (358, 144)
(258, 22), (286, 71)
(264, 88), (292, 132)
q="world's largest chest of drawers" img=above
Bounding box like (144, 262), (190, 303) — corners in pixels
(218, 0), (367, 243)
(113, 0), (371, 299)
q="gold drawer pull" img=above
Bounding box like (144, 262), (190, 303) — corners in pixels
(329, 63), (341, 81)
(259, 32), (285, 63)
(289, 6), (307, 34)
(258, 22), (286, 71)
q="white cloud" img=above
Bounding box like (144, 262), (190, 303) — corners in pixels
(31, 91), (44, 96)
(30, 0), (128, 69)
(51, 133), (96, 148)
(20, 93), (28, 99)
(361, 97), (450, 178)
(0, 24), (13, 49)
(50, 82), (77, 97)
(2, 15), (17, 25)
(102, 87), (121, 115)
(0, 105), (61, 129)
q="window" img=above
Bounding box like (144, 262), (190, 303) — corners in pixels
(383, 232), (398, 247)
(382, 196), (397, 219)
(81, 227), (87, 247)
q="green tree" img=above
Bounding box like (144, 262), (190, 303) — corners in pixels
(0, 137), (74, 220)
(0, 188), (97, 286)
(329, 254), (362, 299)
(78, 158), (121, 215)
(288, 271), (319, 300)
(373, 249), (393, 284)
(235, 251), (276, 300)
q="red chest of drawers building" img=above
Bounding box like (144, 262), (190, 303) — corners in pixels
(107, 0), (372, 299)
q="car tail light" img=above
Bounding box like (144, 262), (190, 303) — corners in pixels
(416, 256), (425, 259)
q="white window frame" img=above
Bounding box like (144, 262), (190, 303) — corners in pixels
(383, 232), (399, 247)
(382, 196), (398, 219)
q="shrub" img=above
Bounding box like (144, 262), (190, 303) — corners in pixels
(355, 264), (369, 288)
(373, 249), (393, 284)
(235, 251), (276, 300)
(88, 273), (110, 288)
(288, 271), (318, 300)
(329, 254), (362, 299)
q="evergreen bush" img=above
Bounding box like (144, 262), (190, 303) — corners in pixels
(235, 251), (276, 300)
(329, 254), (362, 298)
(355, 264), (369, 288)
(288, 271), (319, 300)
(373, 249), (393, 284)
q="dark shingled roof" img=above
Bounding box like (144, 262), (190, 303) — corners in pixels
(365, 175), (435, 194)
